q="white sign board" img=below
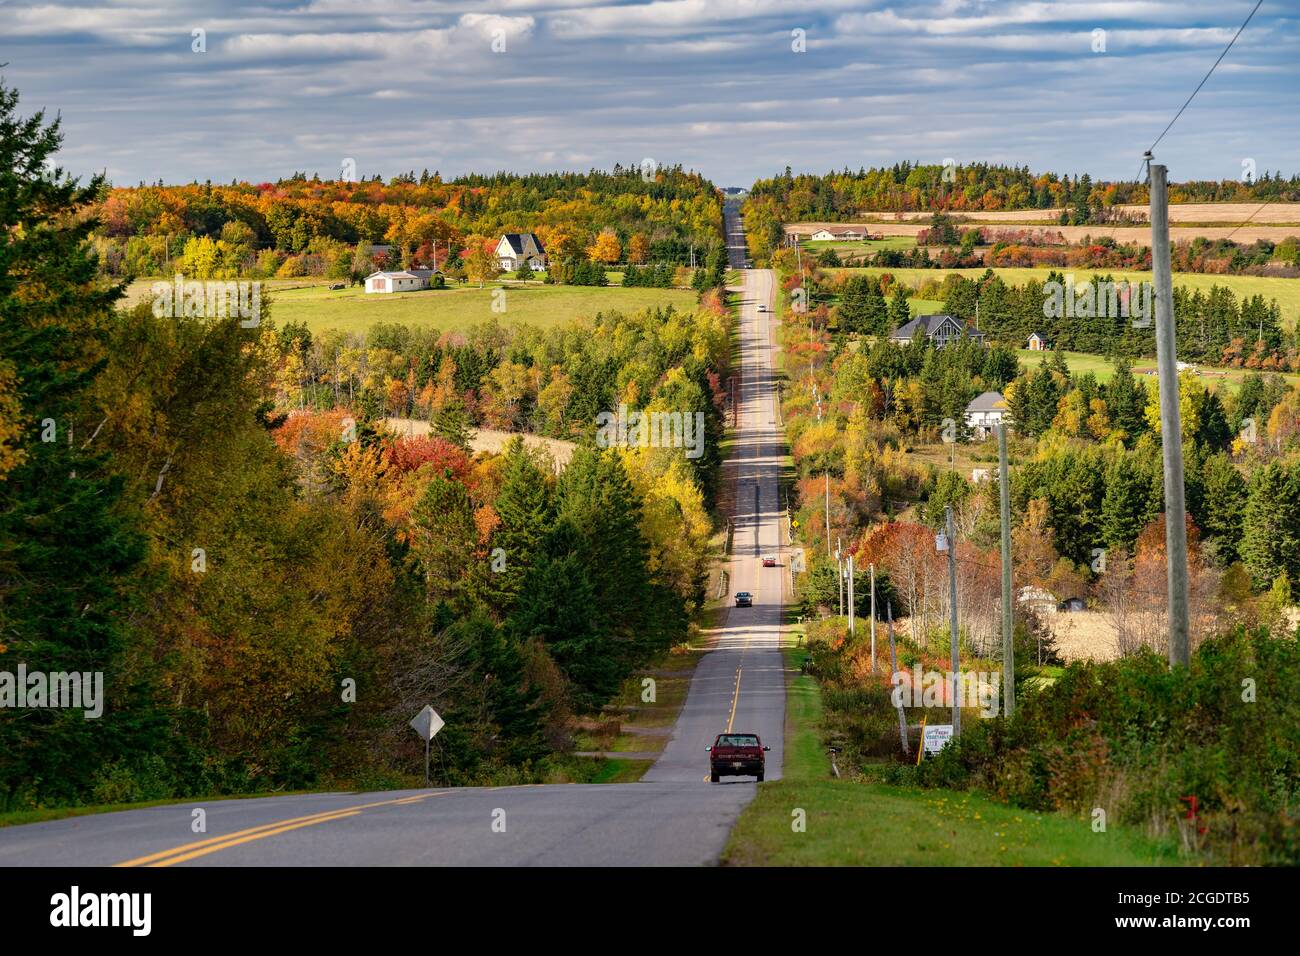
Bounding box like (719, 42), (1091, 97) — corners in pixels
(409, 705), (444, 742)
(922, 724), (953, 754)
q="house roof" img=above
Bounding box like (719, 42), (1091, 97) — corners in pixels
(890, 312), (963, 340)
(966, 391), (1007, 413)
(500, 233), (545, 255)
(366, 269), (437, 280)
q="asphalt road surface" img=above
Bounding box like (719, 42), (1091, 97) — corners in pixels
(1, 252), (788, 869)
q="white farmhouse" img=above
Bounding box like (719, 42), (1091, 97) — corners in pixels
(963, 391), (1008, 440)
(364, 268), (438, 294)
(496, 233), (547, 272)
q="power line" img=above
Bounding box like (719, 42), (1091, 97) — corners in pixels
(1105, 0), (1265, 241)
(1146, 0), (1265, 155)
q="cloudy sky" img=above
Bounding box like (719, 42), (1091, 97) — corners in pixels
(4, 0), (1296, 187)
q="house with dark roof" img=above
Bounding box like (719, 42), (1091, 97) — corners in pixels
(889, 313), (983, 349)
(495, 233), (546, 272)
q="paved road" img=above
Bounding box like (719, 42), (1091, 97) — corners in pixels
(1, 247), (788, 869)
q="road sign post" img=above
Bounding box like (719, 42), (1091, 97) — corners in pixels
(409, 704), (445, 786)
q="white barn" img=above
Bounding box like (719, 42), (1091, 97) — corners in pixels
(364, 269), (437, 294)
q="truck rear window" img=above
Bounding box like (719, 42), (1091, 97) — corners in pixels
(717, 735), (759, 747)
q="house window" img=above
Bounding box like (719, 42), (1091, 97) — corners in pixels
(374, 278), (386, 291)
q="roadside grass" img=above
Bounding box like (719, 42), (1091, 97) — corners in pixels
(722, 619), (1180, 866)
(121, 278), (697, 335)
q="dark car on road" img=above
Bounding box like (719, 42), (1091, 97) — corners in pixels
(707, 733), (769, 782)
(734, 591), (752, 607)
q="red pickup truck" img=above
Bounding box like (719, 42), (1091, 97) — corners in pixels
(707, 733), (769, 782)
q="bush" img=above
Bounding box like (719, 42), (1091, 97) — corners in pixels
(916, 626), (1300, 863)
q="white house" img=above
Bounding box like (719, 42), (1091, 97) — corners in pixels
(809, 226), (866, 242)
(1027, 332), (1048, 351)
(496, 233), (546, 272)
(964, 391), (1008, 440)
(364, 268), (437, 294)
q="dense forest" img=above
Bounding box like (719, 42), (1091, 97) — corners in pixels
(89, 164), (724, 280)
(792, 262), (1294, 371)
(0, 85), (731, 809)
(747, 162), (1300, 221)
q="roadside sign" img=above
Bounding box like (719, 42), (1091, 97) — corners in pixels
(409, 705), (444, 786)
(409, 705), (444, 742)
(922, 724), (953, 754)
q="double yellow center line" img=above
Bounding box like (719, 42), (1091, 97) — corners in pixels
(114, 792), (442, 867)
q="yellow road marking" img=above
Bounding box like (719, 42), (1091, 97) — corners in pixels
(147, 810), (365, 867)
(114, 792), (441, 868)
(726, 666), (743, 733)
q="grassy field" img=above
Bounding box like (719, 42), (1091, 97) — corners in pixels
(122, 279), (698, 335)
(802, 237), (916, 257)
(722, 622), (1179, 866)
(1016, 348), (1300, 392)
(828, 265), (1300, 329)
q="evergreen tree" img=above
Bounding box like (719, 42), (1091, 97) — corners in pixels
(1242, 462), (1300, 590)
(0, 81), (152, 803)
(485, 437), (553, 616)
(432, 393), (474, 451)
(1196, 452), (1247, 564)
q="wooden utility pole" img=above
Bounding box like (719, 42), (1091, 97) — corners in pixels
(997, 423), (1015, 717)
(869, 562), (877, 674)
(847, 553), (855, 637)
(1150, 162), (1191, 668)
(825, 472), (832, 557)
(946, 505), (961, 737)
(888, 602), (909, 757)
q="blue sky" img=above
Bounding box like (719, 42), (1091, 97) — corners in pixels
(5, 0), (1296, 188)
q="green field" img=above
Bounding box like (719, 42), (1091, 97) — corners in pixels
(1017, 348), (1300, 393)
(722, 629), (1179, 866)
(803, 236), (916, 257)
(122, 279), (698, 335)
(830, 265), (1300, 329)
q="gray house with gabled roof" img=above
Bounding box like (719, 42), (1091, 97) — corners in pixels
(889, 312), (984, 349)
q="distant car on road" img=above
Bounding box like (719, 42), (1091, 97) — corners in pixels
(762, 555), (777, 567)
(708, 733), (769, 782)
(734, 591), (752, 607)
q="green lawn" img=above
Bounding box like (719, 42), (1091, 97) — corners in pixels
(122, 279), (697, 335)
(828, 265), (1300, 329)
(722, 626), (1179, 866)
(803, 237), (916, 257)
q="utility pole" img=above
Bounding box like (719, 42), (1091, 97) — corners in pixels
(1150, 162), (1191, 668)
(869, 562), (877, 673)
(888, 602), (909, 757)
(835, 541), (843, 617)
(825, 472), (832, 557)
(847, 553), (855, 637)
(997, 423), (1015, 718)
(946, 505), (961, 737)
